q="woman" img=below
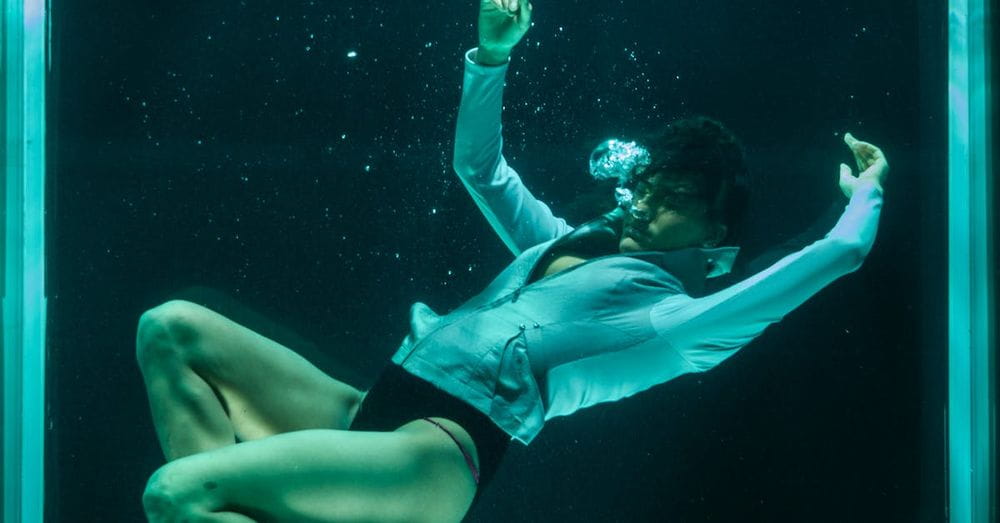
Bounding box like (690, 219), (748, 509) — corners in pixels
(136, 1), (888, 521)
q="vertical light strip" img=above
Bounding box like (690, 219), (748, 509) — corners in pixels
(949, 0), (996, 522)
(3, 0), (47, 521)
(2, 0), (26, 520)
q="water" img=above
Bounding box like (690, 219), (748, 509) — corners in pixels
(5, 0), (952, 521)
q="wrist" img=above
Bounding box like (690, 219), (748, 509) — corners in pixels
(475, 46), (512, 66)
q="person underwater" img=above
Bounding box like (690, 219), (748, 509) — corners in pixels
(137, 1), (888, 522)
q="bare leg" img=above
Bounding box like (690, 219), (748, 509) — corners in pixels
(142, 422), (478, 523)
(135, 301), (481, 521)
(135, 300), (367, 461)
(136, 311), (239, 460)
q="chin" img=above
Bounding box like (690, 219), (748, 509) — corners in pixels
(619, 236), (643, 253)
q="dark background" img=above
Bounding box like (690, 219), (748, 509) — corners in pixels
(43, 1), (948, 521)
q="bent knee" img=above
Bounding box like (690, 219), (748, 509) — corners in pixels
(136, 300), (208, 365)
(142, 464), (216, 522)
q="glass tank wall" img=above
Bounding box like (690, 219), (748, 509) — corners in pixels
(5, 0), (48, 521)
(3, 0), (996, 521)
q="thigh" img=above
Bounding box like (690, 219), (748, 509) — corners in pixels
(146, 423), (478, 523)
(140, 300), (366, 439)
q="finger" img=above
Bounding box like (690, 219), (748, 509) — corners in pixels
(844, 132), (873, 171)
(505, 0), (518, 17)
(844, 132), (865, 170)
(517, 0), (533, 27)
(856, 144), (884, 172)
(862, 156), (890, 178)
(845, 135), (881, 159)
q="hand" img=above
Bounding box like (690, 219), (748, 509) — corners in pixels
(839, 132), (888, 199)
(477, 0), (534, 64)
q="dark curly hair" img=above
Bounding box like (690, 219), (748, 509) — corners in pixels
(562, 116), (751, 246)
(630, 115), (751, 246)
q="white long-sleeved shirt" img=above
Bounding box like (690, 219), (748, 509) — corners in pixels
(390, 49), (884, 445)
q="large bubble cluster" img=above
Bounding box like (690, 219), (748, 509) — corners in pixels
(588, 138), (650, 207)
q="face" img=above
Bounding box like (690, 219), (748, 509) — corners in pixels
(618, 173), (727, 253)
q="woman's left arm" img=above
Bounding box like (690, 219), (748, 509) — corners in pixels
(652, 135), (888, 372)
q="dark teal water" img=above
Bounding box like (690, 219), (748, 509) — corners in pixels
(41, 1), (947, 521)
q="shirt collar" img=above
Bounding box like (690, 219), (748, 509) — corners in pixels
(549, 207), (741, 295)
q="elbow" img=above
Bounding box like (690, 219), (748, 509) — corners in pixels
(452, 148), (501, 185)
(451, 143), (465, 176)
(451, 143), (480, 180)
(837, 238), (869, 272)
(451, 156), (468, 176)
(452, 156), (472, 179)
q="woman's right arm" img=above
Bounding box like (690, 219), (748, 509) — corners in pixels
(453, 0), (573, 257)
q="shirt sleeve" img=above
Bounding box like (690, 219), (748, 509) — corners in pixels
(453, 48), (573, 257)
(650, 180), (885, 371)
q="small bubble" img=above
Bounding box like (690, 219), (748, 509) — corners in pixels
(347, 50), (358, 58)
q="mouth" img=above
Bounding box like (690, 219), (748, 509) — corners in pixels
(625, 225), (646, 239)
